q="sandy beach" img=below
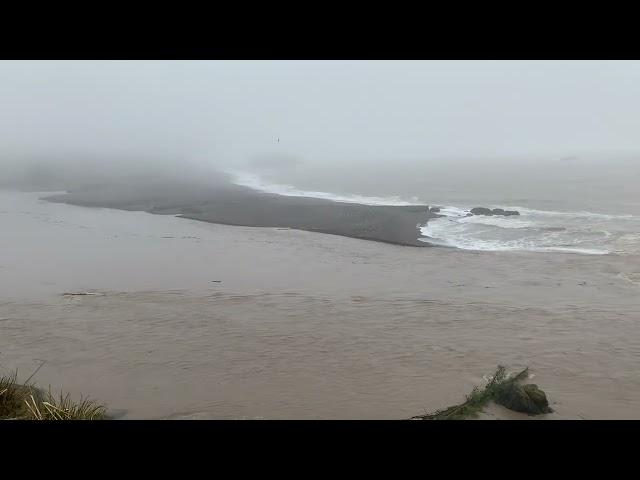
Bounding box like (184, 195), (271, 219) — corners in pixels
(2, 190), (639, 419)
(43, 179), (436, 247)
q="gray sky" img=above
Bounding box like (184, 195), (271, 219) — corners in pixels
(2, 60), (640, 170)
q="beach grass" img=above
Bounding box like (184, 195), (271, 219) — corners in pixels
(412, 366), (531, 420)
(0, 370), (106, 420)
(4, 365), (544, 420)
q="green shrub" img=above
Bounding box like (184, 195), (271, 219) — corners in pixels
(412, 366), (532, 420)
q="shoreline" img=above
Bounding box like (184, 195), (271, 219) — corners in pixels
(176, 214), (432, 248)
(42, 182), (437, 248)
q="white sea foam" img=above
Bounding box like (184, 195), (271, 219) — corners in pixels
(225, 172), (638, 255)
(436, 205), (634, 221)
(457, 215), (534, 229)
(502, 206), (634, 220)
(419, 204), (634, 255)
(226, 171), (422, 206)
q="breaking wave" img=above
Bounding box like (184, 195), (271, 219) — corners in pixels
(226, 171), (422, 206)
(420, 205), (638, 255)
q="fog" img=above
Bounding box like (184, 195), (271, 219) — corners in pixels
(5, 62), (640, 422)
(2, 60), (640, 189)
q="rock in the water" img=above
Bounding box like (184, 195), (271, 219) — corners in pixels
(470, 207), (494, 216)
(429, 206), (441, 213)
(470, 207), (520, 216)
(495, 383), (552, 415)
(492, 208), (519, 216)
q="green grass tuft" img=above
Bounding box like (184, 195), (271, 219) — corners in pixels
(1, 370), (106, 420)
(412, 365), (530, 420)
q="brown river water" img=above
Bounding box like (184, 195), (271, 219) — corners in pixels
(1, 190), (639, 419)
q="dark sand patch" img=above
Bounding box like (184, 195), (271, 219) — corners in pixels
(44, 179), (436, 247)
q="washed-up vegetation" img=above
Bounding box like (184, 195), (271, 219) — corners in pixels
(3, 365), (551, 420)
(412, 366), (552, 420)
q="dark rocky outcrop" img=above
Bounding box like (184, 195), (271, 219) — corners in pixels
(470, 207), (520, 216)
(495, 383), (552, 415)
(497, 209), (520, 216)
(470, 207), (493, 216)
(429, 206), (441, 213)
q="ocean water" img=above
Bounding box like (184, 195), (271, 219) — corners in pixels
(419, 206), (636, 255)
(226, 158), (640, 255)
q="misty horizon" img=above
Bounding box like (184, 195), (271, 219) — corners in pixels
(2, 60), (640, 173)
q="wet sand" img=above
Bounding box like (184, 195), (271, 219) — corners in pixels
(44, 180), (435, 247)
(2, 190), (640, 419)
